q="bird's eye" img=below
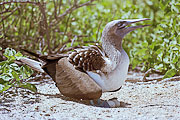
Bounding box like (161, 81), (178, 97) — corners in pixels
(117, 22), (126, 29)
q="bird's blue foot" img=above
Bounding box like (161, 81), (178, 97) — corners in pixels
(90, 98), (131, 108)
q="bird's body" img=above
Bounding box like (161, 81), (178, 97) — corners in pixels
(88, 49), (129, 92)
(21, 18), (150, 108)
(68, 43), (129, 92)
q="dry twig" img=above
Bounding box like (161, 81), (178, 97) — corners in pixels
(71, 35), (77, 47)
(142, 68), (162, 82)
(0, 1), (40, 5)
(126, 73), (180, 83)
(126, 76), (160, 83)
(38, 2), (52, 53)
(159, 76), (180, 83)
(49, 0), (96, 27)
(59, 46), (82, 53)
(0, 7), (19, 23)
(59, 44), (67, 52)
(96, 20), (103, 42)
(54, 0), (96, 53)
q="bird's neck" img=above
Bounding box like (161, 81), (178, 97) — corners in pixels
(101, 35), (123, 64)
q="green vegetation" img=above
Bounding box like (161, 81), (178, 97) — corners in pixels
(0, 0), (180, 92)
(0, 48), (36, 93)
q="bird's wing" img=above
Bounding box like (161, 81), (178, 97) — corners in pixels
(56, 58), (102, 100)
(68, 44), (115, 74)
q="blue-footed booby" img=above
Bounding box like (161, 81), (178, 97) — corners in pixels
(21, 18), (150, 108)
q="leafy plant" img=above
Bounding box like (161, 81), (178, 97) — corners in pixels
(0, 48), (36, 93)
(129, 0), (180, 78)
(1, 0), (180, 78)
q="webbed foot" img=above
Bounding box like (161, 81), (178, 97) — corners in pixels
(90, 98), (131, 108)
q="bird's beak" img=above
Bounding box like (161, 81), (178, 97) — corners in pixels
(116, 18), (150, 38)
(123, 18), (150, 34)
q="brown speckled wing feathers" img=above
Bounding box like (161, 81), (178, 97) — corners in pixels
(68, 45), (106, 72)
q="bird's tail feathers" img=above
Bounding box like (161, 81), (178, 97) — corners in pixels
(22, 49), (68, 62)
(21, 49), (68, 80)
(20, 57), (45, 73)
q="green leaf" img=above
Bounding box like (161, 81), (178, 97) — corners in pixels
(0, 84), (4, 91)
(20, 65), (33, 79)
(0, 74), (12, 81)
(15, 52), (23, 60)
(19, 83), (37, 92)
(0, 61), (8, 72)
(10, 63), (19, 71)
(177, 61), (180, 68)
(11, 70), (20, 81)
(3, 48), (16, 60)
(0, 84), (12, 93)
(163, 69), (177, 79)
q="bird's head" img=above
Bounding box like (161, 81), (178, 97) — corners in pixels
(103, 18), (150, 39)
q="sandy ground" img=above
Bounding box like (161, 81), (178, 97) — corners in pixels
(0, 73), (180, 120)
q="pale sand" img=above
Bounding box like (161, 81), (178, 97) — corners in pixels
(0, 74), (180, 120)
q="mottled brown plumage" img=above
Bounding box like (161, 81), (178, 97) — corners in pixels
(68, 45), (105, 72)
